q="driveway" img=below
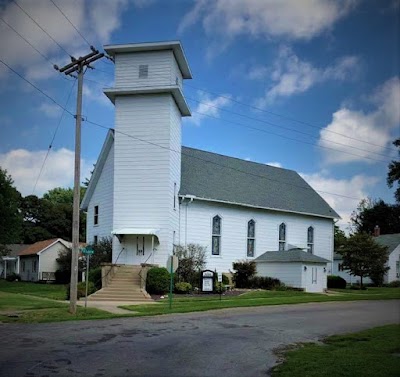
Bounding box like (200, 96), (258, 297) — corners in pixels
(0, 300), (399, 377)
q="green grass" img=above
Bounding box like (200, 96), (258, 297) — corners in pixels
(121, 288), (400, 317)
(0, 280), (66, 300)
(272, 325), (400, 377)
(0, 291), (65, 311)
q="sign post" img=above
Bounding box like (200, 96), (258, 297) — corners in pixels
(217, 272), (222, 301)
(166, 255), (179, 309)
(81, 246), (94, 308)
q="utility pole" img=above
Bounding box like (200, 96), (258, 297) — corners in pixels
(55, 47), (105, 314)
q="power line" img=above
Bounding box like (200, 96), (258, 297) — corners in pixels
(32, 78), (77, 195)
(12, 0), (72, 57)
(49, 0), (92, 48)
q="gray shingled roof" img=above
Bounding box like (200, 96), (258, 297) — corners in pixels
(255, 250), (330, 263)
(180, 147), (339, 218)
(375, 233), (400, 253)
(2, 244), (30, 258)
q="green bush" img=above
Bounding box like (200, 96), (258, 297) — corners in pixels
(146, 267), (170, 294)
(249, 276), (282, 289)
(55, 269), (70, 284)
(232, 260), (257, 288)
(175, 282), (192, 293)
(388, 280), (400, 288)
(65, 281), (95, 300)
(327, 275), (347, 289)
(88, 267), (102, 290)
(5, 273), (21, 282)
(222, 274), (230, 285)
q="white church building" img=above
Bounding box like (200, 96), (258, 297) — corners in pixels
(81, 41), (339, 293)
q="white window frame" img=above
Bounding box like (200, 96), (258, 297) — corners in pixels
(278, 222), (286, 251)
(247, 219), (256, 258)
(211, 215), (222, 256)
(307, 226), (314, 254)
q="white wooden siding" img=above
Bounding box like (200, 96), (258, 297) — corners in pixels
(87, 144), (114, 244)
(19, 256), (39, 282)
(257, 262), (302, 288)
(39, 242), (69, 278)
(115, 51), (179, 89)
(387, 245), (400, 283)
(180, 200), (334, 273)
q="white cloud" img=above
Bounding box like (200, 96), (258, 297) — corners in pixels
(300, 171), (379, 231)
(187, 92), (231, 126)
(39, 102), (62, 118)
(179, 0), (356, 42)
(318, 76), (400, 164)
(266, 161), (282, 168)
(0, 0), (128, 82)
(254, 46), (359, 105)
(0, 148), (93, 197)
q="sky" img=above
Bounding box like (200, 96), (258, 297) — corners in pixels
(0, 0), (399, 231)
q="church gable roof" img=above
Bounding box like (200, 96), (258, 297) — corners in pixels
(180, 147), (339, 219)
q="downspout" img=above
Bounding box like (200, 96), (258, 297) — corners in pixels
(184, 195), (195, 247)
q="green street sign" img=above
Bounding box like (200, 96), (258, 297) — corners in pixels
(81, 246), (94, 255)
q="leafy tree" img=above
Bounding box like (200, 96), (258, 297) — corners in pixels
(0, 244), (10, 257)
(43, 187), (86, 205)
(88, 236), (112, 269)
(56, 247), (84, 283)
(350, 198), (400, 235)
(174, 244), (207, 286)
(338, 233), (389, 288)
(387, 138), (400, 203)
(232, 260), (257, 288)
(0, 168), (22, 244)
(334, 224), (347, 252)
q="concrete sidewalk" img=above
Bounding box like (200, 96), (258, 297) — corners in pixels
(76, 299), (157, 314)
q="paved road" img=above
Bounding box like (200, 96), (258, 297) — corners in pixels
(0, 300), (399, 377)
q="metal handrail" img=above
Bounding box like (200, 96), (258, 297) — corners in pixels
(138, 251), (154, 289)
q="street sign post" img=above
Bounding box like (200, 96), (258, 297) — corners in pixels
(167, 255), (179, 309)
(217, 272), (222, 301)
(81, 246), (94, 308)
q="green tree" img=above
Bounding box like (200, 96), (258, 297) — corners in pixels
(0, 168), (22, 244)
(338, 233), (389, 288)
(334, 224), (347, 252)
(88, 236), (112, 269)
(174, 244), (207, 286)
(387, 138), (400, 203)
(350, 198), (400, 235)
(43, 186), (86, 205)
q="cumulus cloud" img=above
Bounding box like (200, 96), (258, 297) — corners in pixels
(187, 92), (231, 126)
(254, 46), (359, 105)
(266, 162), (282, 168)
(0, 0), (129, 82)
(300, 171), (379, 230)
(0, 148), (93, 197)
(179, 0), (356, 43)
(318, 76), (400, 164)
(39, 102), (63, 118)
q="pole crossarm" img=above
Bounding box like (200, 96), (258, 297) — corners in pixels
(55, 48), (104, 76)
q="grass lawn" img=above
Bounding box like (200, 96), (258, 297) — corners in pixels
(0, 280), (66, 300)
(272, 325), (400, 377)
(121, 287), (400, 317)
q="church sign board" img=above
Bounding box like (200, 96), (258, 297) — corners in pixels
(202, 270), (214, 292)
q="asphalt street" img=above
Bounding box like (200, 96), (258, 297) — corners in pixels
(0, 300), (399, 377)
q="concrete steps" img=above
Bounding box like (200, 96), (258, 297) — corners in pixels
(87, 265), (152, 302)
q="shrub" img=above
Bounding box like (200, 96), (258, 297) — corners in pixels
(174, 244), (207, 287)
(327, 275), (347, 289)
(388, 280), (400, 288)
(88, 267), (102, 290)
(146, 267), (170, 294)
(175, 282), (192, 293)
(55, 269), (70, 284)
(65, 281), (95, 300)
(5, 272), (21, 282)
(232, 260), (257, 288)
(250, 276), (282, 290)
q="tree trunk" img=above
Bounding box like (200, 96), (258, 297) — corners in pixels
(360, 275), (363, 290)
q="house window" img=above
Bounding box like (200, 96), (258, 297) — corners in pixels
(279, 223), (286, 251)
(307, 226), (314, 254)
(212, 215), (221, 255)
(94, 205), (99, 225)
(338, 263), (344, 272)
(139, 64), (148, 78)
(247, 219), (255, 257)
(32, 260), (37, 272)
(22, 261), (25, 272)
(396, 261), (399, 278)
(174, 182), (177, 210)
(94, 235), (98, 245)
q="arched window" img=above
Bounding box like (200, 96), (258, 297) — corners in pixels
(247, 220), (255, 257)
(212, 215), (221, 255)
(279, 223), (286, 251)
(307, 226), (314, 254)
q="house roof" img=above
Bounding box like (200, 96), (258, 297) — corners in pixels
(375, 233), (400, 253)
(18, 239), (68, 256)
(180, 147), (340, 219)
(3, 244), (30, 258)
(255, 250), (330, 264)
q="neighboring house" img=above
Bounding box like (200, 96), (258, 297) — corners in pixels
(18, 239), (70, 282)
(0, 244), (30, 279)
(81, 41), (339, 292)
(333, 232), (400, 284)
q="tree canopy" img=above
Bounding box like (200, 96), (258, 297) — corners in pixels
(338, 232), (389, 287)
(387, 138), (400, 203)
(0, 167), (22, 244)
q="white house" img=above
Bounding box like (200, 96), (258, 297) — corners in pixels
(81, 41), (340, 293)
(18, 239), (70, 282)
(0, 244), (29, 279)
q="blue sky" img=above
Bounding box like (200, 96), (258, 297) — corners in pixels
(0, 0), (399, 230)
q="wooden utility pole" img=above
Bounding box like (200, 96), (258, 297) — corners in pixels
(55, 47), (105, 314)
